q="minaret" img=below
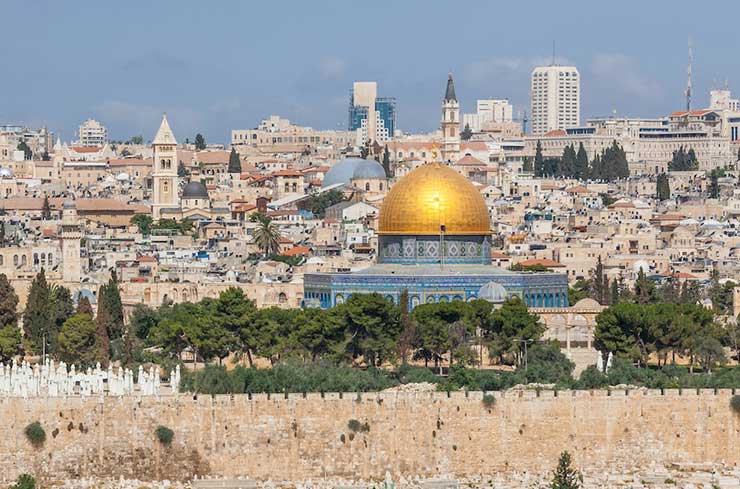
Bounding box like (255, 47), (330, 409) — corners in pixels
(61, 201), (82, 283)
(151, 114), (179, 220)
(52, 138), (63, 182)
(441, 73), (460, 163)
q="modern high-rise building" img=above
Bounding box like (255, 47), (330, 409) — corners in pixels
(77, 119), (108, 147)
(530, 65), (580, 135)
(462, 99), (513, 132)
(348, 82), (396, 145)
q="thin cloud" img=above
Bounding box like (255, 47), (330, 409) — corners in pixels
(591, 53), (662, 99)
(318, 56), (347, 80)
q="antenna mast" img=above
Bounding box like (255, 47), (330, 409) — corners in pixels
(685, 37), (693, 111)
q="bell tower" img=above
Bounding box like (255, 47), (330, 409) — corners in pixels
(441, 73), (460, 163)
(151, 114), (179, 219)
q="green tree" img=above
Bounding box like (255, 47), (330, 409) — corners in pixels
(228, 148), (242, 173)
(339, 293), (400, 367)
(634, 268), (656, 304)
(23, 269), (54, 355)
(57, 313), (99, 366)
(707, 168), (724, 199)
(17, 141), (32, 160)
(396, 289), (416, 364)
(177, 161), (188, 177)
(131, 214), (153, 235)
(656, 173), (671, 201)
(253, 214), (281, 256)
(590, 256), (608, 305)
(76, 296), (94, 316)
(413, 301), (469, 371)
(129, 304), (158, 340)
(306, 189), (345, 219)
(194, 133), (206, 150)
(41, 196), (52, 220)
(534, 140), (544, 176)
(460, 123), (473, 141)
(489, 297), (544, 366)
(10, 474), (36, 489)
(130, 135), (144, 145)
(560, 144), (576, 178)
(0, 273), (19, 328)
(51, 285), (75, 335)
(381, 145), (391, 177)
(668, 146), (699, 171)
(574, 142), (589, 180)
(0, 324), (22, 363)
(522, 156), (533, 173)
(550, 451), (582, 489)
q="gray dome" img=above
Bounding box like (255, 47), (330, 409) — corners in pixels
(477, 282), (507, 303)
(182, 181), (209, 199)
(323, 158), (386, 187)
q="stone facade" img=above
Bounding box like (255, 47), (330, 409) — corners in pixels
(1, 390), (738, 484)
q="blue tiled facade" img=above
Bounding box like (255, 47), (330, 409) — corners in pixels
(303, 265), (569, 310)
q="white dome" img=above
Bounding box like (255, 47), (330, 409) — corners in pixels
(0, 167), (13, 178)
(633, 260), (650, 273)
(116, 172), (130, 181)
(477, 281), (508, 303)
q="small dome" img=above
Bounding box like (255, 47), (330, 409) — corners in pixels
(0, 167), (13, 178)
(63, 200), (76, 209)
(116, 172), (130, 181)
(477, 281), (507, 303)
(323, 158), (386, 187)
(182, 181), (209, 199)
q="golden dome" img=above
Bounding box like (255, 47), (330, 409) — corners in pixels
(378, 163), (491, 235)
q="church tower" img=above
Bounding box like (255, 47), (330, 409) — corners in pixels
(61, 201), (82, 283)
(441, 73), (460, 163)
(151, 114), (179, 220)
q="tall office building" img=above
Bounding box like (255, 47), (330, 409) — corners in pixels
(77, 119), (108, 147)
(348, 82), (396, 145)
(462, 99), (513, 132)
(530, 65), (580, 135)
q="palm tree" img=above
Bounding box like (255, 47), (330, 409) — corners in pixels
(253, 215), (280, 257)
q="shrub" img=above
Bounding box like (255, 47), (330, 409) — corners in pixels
(155, 426), (174, 446)
(482, 393), (495, 408)
(347, 419), (370, 433)
(731, 395), (740, 414)
(10, 474), (35, 489)
(24, 422), (45, 448)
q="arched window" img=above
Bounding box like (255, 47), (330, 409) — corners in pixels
(21, 255), (27, 266)
(13, 255), (18, 266)
(365, 182), (370, 191)
(41, 253), (46, 265)
(33, 253), (39, 265)
(379, 182), (383, 191)
(161, 159), (166, 169)
(278, 292), (287, 304)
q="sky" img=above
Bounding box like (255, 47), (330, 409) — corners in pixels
(3, 0), (740, 144)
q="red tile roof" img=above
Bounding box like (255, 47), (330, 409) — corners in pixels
(282, 245), (311, 257)
(543, 129), (567, 137)
(70, 146), (101, 153)
(517, 258), (565, 268)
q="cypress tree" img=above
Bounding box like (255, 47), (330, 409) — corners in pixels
(23, 269), (54, 354)
(656, 173), (671, 201)
(574, 143), (589, 180)
(76, 296), (93, 316)
(41, 196), (52, 220)
(97, 272), (124, 341)
(382, 145), (391, 178)
(534, 140), (544, 176)
(550, 451), (583, 489)
(0, 273), (18, 328)
(228, 148), (242, 174)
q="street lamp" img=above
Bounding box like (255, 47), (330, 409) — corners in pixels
(517, 338), (534, 371)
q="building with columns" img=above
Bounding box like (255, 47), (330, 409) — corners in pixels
(151, 115), (179, 219)
(441, 73), (460, 163)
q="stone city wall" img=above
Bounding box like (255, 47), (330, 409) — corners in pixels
(1, 389), (739, 484)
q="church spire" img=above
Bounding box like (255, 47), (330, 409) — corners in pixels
(153, 113), (177, 145)
(444, 73), (457, 102)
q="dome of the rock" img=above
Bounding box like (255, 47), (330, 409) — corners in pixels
(378, 163), (491, 235)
